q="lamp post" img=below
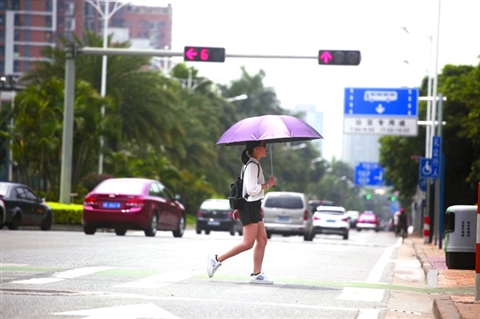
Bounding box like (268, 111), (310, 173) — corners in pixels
(85, 0), (130, 174)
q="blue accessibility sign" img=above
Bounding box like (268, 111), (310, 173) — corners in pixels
(344, 88), (419, 117)
(354, 162), (385, 186)
(419, 158), (434, 178)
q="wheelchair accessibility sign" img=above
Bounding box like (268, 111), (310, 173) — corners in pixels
(419, 158), (438, 179)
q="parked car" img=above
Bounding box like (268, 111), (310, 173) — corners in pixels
(262, 191), (313, 241)
(312, 206), (350, 240)
(196, 199), (243, 235)
(0, 198), (5, 227)
(346, 210), (360, 228)
(356, 210), (380, 232)
(82, 178), (185, 237)
(0, 182), (53, 230)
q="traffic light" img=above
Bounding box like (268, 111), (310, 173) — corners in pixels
(318, 50), (361, 66)
(365, 194), (372, 200)
(390, 196), (396, 202)
(184, 46), (225, 63)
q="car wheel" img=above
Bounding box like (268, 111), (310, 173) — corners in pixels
(205, 229), (211, 235)
(343, 231), (349, 240)
(266, 232), (272, 239)
(8, 213), (21, 230)
(238, 229), (243, 236)
(40, 211), (53, 231)
(196, 226), (201, 235)
(115, 228), (127, 236)
(229, 224), (235, 236)
(83, 225), (96, 235)
(144, 213), (158, 237)
(172, 214), (185, 238)
(357, 228), (362, 232)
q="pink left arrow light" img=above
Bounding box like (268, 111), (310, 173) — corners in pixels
(185, 47), (198, 60)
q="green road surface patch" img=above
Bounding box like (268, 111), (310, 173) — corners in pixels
(198, 273), (475, 294)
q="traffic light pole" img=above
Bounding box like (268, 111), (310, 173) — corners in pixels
(59, 46), (358, 203)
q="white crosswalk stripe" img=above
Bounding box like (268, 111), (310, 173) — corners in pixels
(115, 270), (199, 288)
(12, 266), (115, 284)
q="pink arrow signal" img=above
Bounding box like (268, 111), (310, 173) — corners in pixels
(185, 47), (198, 60)
(319, 51), (333, 64)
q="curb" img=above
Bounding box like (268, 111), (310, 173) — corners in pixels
(433, 294), (461, 319)
(412, 240), (461, 319)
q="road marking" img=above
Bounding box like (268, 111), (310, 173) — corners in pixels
(366, 244), (394, 283)
(12, 266), (114, 284)
(357, 309), (382, 319)
(337, 287), (385, 301)
(115, 270), (199, 288)
(55, 303), (178, 319)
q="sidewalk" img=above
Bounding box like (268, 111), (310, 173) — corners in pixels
(412, 236), (479, 319)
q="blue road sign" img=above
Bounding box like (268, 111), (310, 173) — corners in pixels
(418, 177), (427, 192)
(354, 162), (385, 186)
(419, 158), (433, 178)
(344, 88), (418, 117)
(431, 136), (441, 179)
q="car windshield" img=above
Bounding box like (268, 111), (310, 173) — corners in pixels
(200, 200), (230, 210)
(0, 183), (10, 196)
(95, 180), (144, 195)
(317, 210), (344, 215)
(265, 196), (303, 209)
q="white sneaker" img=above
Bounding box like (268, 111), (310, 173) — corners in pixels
(249, 272), (273, 284)
(207, 255), (221, 278)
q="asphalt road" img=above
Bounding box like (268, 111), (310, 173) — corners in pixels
(0, 228), (406, 319)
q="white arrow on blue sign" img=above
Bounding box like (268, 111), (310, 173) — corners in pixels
(354, 162), (385, 186)
(344, 88), (419, 116)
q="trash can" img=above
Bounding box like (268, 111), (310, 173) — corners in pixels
(444, 205), (477, 270)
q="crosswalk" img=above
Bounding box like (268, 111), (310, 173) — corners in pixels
(2, 263), (386, 303)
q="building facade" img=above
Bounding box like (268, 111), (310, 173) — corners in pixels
(0, 0), (172, 76)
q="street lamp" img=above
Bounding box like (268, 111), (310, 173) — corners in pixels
(226, 94), (248, 103)
(85, 0), (130, 174)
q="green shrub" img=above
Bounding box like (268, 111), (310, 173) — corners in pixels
(47, 202), (83, 225)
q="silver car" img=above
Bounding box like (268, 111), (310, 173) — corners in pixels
(262, 191), (313, 241)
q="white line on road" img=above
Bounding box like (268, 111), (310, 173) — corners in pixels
(12, 266), (115, 284)
(115, 270), (199, 288)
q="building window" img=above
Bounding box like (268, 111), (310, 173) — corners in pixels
(0, 1), (5, 9)
(0, 14), (4, 26)
(45, 31), (53, 42)
(66, 2), (75, 16)
(45, 16), (52, 28)
(14, 15), (22, 27)
(24, 31), (29, 41)
(14, 31), (21, 41)
(24, 46), (30, 57)
(14, 61), (20, 73)
(10, 0), (21, 10)
(65, 18), (75, 31)
(46, 0), (53, 11)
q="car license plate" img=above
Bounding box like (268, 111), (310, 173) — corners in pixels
(102, 202), (121, 209)
(276, 216), (290, 222)
(208, 221), (220, 226)
(327, 219), (336, 223)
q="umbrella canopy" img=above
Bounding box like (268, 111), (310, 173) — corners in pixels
(216, 115), (323, 146)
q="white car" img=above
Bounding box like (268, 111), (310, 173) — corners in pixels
(312, 206), (350, 240)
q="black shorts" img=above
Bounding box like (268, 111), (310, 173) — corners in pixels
(239, 200), (263, 226)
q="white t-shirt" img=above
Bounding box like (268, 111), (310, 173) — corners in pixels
(241, 158), (266, 202)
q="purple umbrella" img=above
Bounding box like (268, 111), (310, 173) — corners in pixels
(216, 115), (323, 176)
(216, 115), (323, 146)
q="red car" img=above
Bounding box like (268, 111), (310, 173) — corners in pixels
(82, 178), (185, 237)
(356, 210), (380, 232)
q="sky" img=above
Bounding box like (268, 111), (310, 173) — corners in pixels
(130, 0), (480, 161)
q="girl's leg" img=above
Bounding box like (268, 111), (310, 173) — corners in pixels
(217, 223), (258, 262)
(252, 221), (268, 274)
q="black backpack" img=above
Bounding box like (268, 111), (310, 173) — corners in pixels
(228, 161), (259, 210)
